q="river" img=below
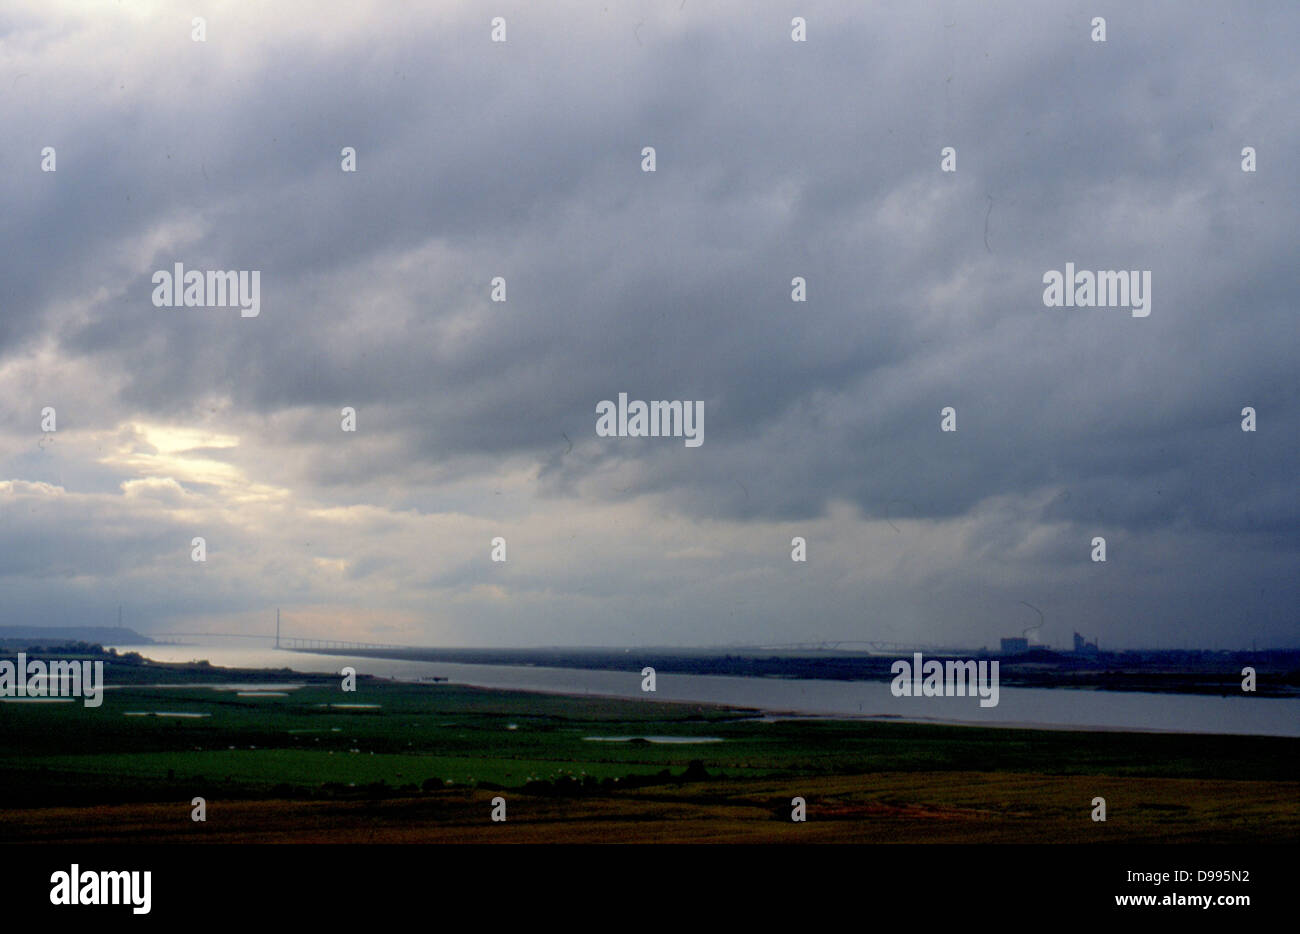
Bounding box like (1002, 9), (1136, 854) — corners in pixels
(108, 643), (1300, 738)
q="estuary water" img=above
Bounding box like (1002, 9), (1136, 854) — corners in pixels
(108, 644), (1300, 738)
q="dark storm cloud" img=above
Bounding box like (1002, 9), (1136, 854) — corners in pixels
(0, 0), (1295, 645)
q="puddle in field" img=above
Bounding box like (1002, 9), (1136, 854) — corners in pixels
(582, 735), (724, 744)
(107, 683), (306, 692)
(123, 711), (211, 718)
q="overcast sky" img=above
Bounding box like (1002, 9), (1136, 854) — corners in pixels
(0, 0), (1295, 649)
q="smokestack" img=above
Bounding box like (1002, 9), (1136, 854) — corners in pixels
(276, 608), (280, 649)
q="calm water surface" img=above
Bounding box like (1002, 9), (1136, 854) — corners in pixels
(108, 644), (1300, 738)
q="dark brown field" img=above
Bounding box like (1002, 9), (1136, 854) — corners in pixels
(9, 771), (1299, 844)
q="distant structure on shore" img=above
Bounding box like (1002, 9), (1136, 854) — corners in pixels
(998, 632), (1100, 656)
(1073, 632), (1100, 655)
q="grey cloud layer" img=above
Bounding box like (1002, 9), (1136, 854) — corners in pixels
(0, 1), (1295, 646)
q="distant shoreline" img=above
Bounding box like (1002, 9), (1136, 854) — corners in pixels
(86, 644), (1300, 739)
(260, 643), (1300, 699)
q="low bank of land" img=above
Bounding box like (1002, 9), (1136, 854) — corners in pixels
(2, 652), (1297, 843)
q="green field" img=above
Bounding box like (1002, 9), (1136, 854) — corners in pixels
(3, 657), (1298, 842)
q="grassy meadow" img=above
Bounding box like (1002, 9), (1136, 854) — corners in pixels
(2, 659), (1297, 843)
